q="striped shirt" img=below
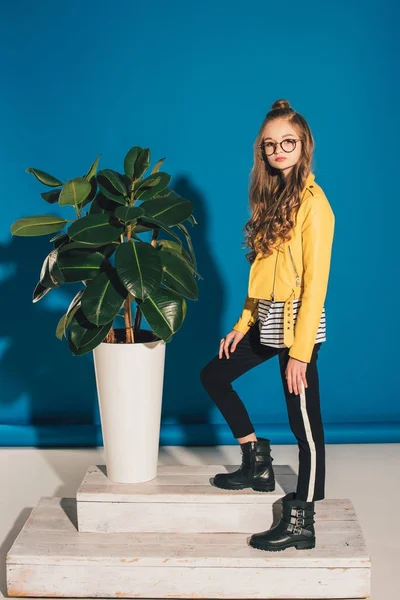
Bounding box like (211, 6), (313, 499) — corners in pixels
(258, 297), (326, 348)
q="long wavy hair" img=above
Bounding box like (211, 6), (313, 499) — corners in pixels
(244, 98), (315, 264)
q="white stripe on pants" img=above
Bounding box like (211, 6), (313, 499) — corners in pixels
(299, 381), (317, 502)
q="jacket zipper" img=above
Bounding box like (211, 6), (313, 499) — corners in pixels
(270, 246), (279, 301)
(288, 245), (300, 286)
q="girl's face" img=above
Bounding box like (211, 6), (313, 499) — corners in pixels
(261, 119), (302, 176)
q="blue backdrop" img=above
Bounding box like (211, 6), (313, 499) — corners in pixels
(1, 0), (398, 446)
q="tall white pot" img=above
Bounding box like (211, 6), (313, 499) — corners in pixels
(92, 330), (166, 483)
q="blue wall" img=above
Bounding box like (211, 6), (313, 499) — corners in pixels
(1, 0), (399, 446)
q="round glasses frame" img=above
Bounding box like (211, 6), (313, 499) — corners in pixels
(259, 138), (302, 156)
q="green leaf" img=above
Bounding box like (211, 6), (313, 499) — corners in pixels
(135, 173), (162, 190)
(135, 172), (171, 201)
(176, 222), (198, 273)
(84, 154), (102, 181)
(81, 268), (127, 326)
(26, 167), (63, 187)
(115, 206), (145, 223)
(157, 239), (194, 267)
(154, 186), (175, 198)
(159, 250), (198, 300)
(67, 214), (124, 245)
(160, 247), (202, 281)
(56, 313), (68, 340)
(57, 249), (110, 282)
(56, 289), (85, 339)
(134, 223), (152, 233)
(39, 249), (58, 289)
(89, 192), (121, 215)
(59, 177), (92, 207)
(136, 215), (182, 245)
(115, 240), (162, 300)
(57, 240), (102, 253)
(10, 215), (68, 236)
(32, 281), (51, 303)
(137, 288), (186, 341)
(187, 214), (198, 226)
(67, 308), (113, 356)
(50, 232), (69, 247)
(41, 189), (61, 204)
(49, 249), (66, 285)
(97, 243), (119, 260)
(151, 157), (166, 174)
(120, 173), (132, 188)
(141, 196), (194, 226)
(134, 148), (150, 179)
(42, 251), (67, 292)
(98, 184), (127, 204)
(58, 240), (117, 258)
(80, 175), (98, 209)
(97, 169), (127, 198)
(124, 146), (143, 179)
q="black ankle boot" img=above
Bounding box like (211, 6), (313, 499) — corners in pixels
(249, 491), (316, 551)
(213, 437), (275, 492)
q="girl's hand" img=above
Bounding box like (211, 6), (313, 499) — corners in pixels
(219, 330), (244, 359)
(285, 356), (308, 395)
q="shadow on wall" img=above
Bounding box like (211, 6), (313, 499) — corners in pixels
(0, 173), (226, 447)
(161, 174), (225, 446)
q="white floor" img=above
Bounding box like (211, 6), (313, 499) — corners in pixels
(0, 443), (398, 600)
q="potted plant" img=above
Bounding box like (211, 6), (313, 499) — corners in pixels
(10, 146), (201, 483)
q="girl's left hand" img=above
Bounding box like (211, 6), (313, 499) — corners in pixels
(286, 357), (308, 395)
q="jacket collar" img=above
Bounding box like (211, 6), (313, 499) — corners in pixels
(305, 171), (315, 189)
(302, 171), (315, 197)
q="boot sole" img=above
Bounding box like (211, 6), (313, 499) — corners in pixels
(213, 480), (276, 492)
(249, 538), (316, 551)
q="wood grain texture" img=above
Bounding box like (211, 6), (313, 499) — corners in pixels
(7, 563), (371, 599)
(77, 464), (293, 503)
(6, 497), (371, 599)
(76, 465), (358, 534)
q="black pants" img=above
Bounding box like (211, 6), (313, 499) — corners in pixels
(200, 323), (325, 502)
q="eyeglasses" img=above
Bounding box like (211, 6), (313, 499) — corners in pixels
(259, 138), (301, 156)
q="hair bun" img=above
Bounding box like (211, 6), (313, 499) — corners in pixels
(271, 99), (293, 111)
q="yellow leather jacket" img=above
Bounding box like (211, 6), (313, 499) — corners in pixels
(232, 171), (335, 363)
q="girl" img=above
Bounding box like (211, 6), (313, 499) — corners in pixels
(200, 99), (335, 552)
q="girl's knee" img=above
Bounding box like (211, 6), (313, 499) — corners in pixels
(200, 360), (223, 390)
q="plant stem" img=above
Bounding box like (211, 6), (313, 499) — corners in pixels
(122, 230), (134, 343)
(124, 294), (134, 343)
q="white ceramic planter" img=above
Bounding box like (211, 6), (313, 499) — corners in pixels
(92, 329), (166, 483)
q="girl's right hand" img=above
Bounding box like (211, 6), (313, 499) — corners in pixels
(219, 330), (244, 359)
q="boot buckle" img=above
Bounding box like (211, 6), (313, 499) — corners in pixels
(289, 514), (304, 526)
(293, 525), (302, 535)
(287, 523), (303, 535)
(293, 525), (303, 535)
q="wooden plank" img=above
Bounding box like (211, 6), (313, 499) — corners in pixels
(6, 496), (371, 598)
(7, 498), (371, 569)
(76, 498), (359, 533)
(7, 564), (371, 599)
(76, 465), (358, 533)
(77, 464), (293, 503)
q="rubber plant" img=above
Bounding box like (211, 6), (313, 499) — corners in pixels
(10, 147), (201, 356)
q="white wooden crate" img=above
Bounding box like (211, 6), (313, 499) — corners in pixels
(76, 464), (297, 533)
(6, 496), (371, 599)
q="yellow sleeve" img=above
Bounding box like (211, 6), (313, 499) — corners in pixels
(232, 295), (259, 335)
(288, 196), (335, 363)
